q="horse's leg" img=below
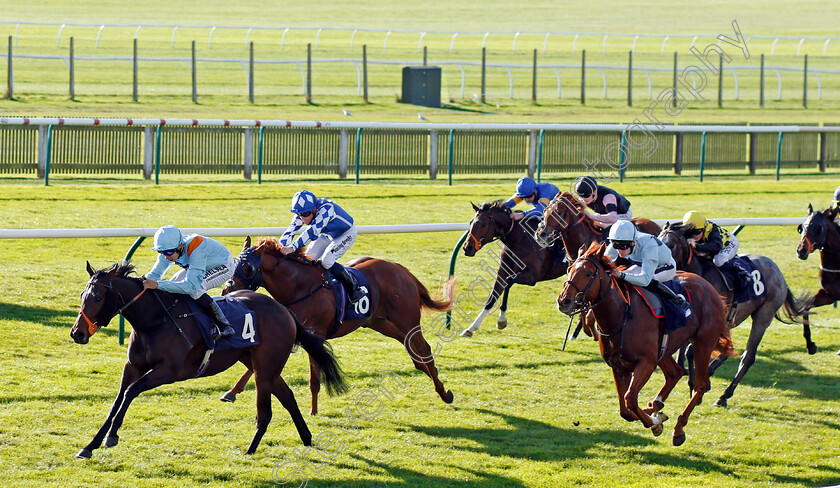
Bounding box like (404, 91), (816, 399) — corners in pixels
(686, 344), (696, 394)
(462, 271), (509, 337)
(272, 376), (312, 447)
(647, 355), (684, 413)
(309, 356), (321, 415)
(497, 284), (512, 329)
(220, 368), (254, 403)
(393, 321), (453, 403)
(673, 342), (714, 446)
(76, 362), (144, 458)
(624, 360), (660, 432)
(611, 369), (639, 422)
(246, 369), (275, 455)
(714, 311), (774, 408)
(809, 289), (837, 354)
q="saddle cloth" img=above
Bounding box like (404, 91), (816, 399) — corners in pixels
(187, 296), (259, 351)
(327, 267), (373, 328)
(720, 255), (765, 304)
(633, 280), (692, 333)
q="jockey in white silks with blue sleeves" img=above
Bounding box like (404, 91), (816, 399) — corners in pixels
(142, 225), (236, 340)
(605, 220), (691, 318)
(278, 190), (364, 303)
(502, 176), (559, 220)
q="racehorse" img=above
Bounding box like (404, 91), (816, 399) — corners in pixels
(460, 201), (568, 337)
(557, 243), (735, 446)
(69, 261), (347, 458)
(221, 237), (456, 414)
(796, 204), (840, 354)
(659, 222), (812, 406)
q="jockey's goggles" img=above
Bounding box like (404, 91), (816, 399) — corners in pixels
(611, 240), (634, 250)
(298, 210), (314, 218)
(158, 248), (179, 256)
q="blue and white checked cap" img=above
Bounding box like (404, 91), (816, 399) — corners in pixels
(290, 190), (317, 214)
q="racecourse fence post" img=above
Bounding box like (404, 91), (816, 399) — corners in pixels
(257, 125), (265, 183)
(154, 125), (162, 184)
(423, 45), (428, 66)
(819, 131), (827, 172)
(191, 40), (197, 104)
(248, 41), (254, 103)
(5, 35), (12, 99)
(244, 128), (253, 179)
(627, 50), (632, 107)
(119, 236), (147, 345)
(69, 37), (74, 100)
(674, 132), (683, 175)
(362, 44), (368, 103)
(536, 129), (545, 182)
(132, 38), (138, 102)
(447, 129), (455, 186)
(532, 49), (537, 104)
(748, 132), (757, 175)
(718, 54), (723, 108)
(776, 131), (784, 181)
(143, 126), (153, 179)
(803, 54), (808, 108)
(759, 53), (765, 107)
(339, 129), (349, 178)
(44, 125), (54, 186)
(429, 130), (438, 179)
(306, 43), (312, 104)
(528, 130), (537, 178)
(354, 127), (362, 184)
(699, 131), (707, 182)
(481, 47), (486, 104)
(580, 49), (586, 104)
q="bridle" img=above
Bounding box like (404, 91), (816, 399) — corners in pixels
(562, 255), (630, 338)
(229, 247), (264, 291)
(467, 208), (516, 251)
(78, 278), (146, 336)
(537, 198), (587, 245)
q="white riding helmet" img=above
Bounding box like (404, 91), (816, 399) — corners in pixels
(151, 225), (184, 251)
(608, 220), (636, 243)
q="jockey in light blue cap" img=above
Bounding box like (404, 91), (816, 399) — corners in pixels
(143, 225), (236, 340)
(279, 190), (364, 303)
(503, 176), (559, 220)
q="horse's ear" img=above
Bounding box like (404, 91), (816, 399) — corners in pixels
(244, 235), (251, 249)
(471, 202), (479, 212)
(86, 261), (95, 277)
(578, 244), (587, 256)
(663, 221), (671, 230)
(597, 242), (608, 257)
(808, 203), (813, 214)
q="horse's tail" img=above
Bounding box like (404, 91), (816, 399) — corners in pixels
(292, 314), (349, 396)
(774, 287), (810, 325)
(418, 274), (457, 313)
(714, 327), (738, 358)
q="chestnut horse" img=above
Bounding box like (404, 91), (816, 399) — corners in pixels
(557, 243), (734, 446)
(659, 222), (812, 406)
(70, 262), (347, 458)
(796, 204), (840, 355)
(222, 237), (455, 413)
(460, 201), (568, 337)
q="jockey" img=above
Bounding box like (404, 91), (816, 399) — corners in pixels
(830, 185), (840, 220)
(143, 225), (236, 340)
(573, 176), (632, 228)
(606, 220), (691, 317)
(503, 176), (559, 220)
(681, 210), (751, 285)
(279, 190), (364, 304)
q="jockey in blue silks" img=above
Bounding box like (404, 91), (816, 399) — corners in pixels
(279, 190), (364, 303)
(503, 176), (559, 220)
(606, 220), (691, 318)
(142, 225), (236, 340)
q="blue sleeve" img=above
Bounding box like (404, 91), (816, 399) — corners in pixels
(622, 243), (658, 287)
(145, 254), (173, 281)
(279, 215), (304, 247)
(294, 203), (335, 249)
(503, 196), (521, 208)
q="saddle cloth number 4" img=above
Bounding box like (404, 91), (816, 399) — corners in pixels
(241, 313), (256, 343)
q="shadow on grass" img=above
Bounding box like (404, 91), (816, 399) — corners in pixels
(0, 301), (88, 330)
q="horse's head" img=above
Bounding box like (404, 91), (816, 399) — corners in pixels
(463, 201), (513, 256)
(70, 261), (138, 344)
(557, 242), (610, 315)
(536, 192), (586, 248)
(223, 236), (264, 294)
(797, 204), (831, 260)
(658, 221), (693, 268)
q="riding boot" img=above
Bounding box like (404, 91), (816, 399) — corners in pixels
(645, 280), (691, 318)
(330, 263), (364, 304)
(729, 260), (753, 287)
(196, 293), (235, 341)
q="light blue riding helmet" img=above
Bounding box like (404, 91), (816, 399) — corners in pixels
(514, 177), (537, 198)
(290, 190), (317, 214)
(151, 225), (184, 251)
(608, 220), (636, 243)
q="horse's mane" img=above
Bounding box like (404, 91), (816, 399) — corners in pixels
(478, 200), (512, 213)
(255, 237), (313, 262)
(93, 261), (138, 280)
(582, 242), (615, 271)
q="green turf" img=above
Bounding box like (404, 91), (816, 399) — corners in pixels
(0, 177), (838, 487)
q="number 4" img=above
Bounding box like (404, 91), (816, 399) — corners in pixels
(241, 313), (256, 342)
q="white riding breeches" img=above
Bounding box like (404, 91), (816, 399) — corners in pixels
(713, 234), (739, 267)
(172, 254), (236, 299)
(307, 226), (358, 268)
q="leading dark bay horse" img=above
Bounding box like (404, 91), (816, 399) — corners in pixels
(796, 204), (840, 355)
(222, 237), (456, 414)
(70, 261), (347, 458)
(659, 222), (812, 407)
(557, 243), (735, 446)
(460, 201), (568, 337)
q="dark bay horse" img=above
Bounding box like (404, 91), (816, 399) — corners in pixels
(70, 261), (347, 458)
(796, 204), (840, 354)
(221, 237), (455, 414)
(659, 222), (812, 407)
(460, 201), (568, 337)
(557, 243), (735, 446)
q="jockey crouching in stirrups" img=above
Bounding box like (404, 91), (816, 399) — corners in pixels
(279, 190), (364, 304)
(574, 175), (632, 232)
(503, 176), (560, 221)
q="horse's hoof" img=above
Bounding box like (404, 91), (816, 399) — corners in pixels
(75, 448), (92, 459)
(496, 321), (507, 330)
(460, 329), (473, 338)
(220, 392), (237, 403)
(673, 433), (686, 446)
(653, 400), (665, 411)
(651, 423), (664, 437)
(659, 412), (669, 423)
(713, 398), (728, 408)
(807, 343), (818, 355)
(104, 436), (119, 448)
(442, 390), (454, 403)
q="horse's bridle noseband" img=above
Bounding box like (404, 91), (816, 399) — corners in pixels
(467, 210), (516, 251)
